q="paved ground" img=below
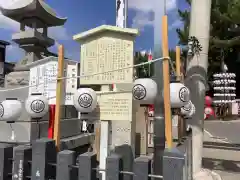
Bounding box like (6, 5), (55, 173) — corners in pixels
(204, 120), (240, 144)
(203, 120), (240, 180)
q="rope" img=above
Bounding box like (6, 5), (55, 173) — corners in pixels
(0, 56), (170, 92)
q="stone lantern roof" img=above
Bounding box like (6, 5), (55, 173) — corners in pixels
(0, 40), (10, 47)
(0, 0), (67, 28)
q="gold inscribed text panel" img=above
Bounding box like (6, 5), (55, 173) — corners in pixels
(93, 92), (133, 121)
(80, 37), (134, 85)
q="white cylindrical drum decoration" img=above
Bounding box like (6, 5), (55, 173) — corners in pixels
(170, 82), (190, 108)
(73, 88), (97, 113)
(213, 72), (236, 105)
(132, 78), (157, 104)
(25, 95), (49, 118)
(0, 99), (22, 121)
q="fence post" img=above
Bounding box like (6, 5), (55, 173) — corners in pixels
(133, 156), (151, 180)
(0, 144), (13, 180)
(114, 144), (134, 180)
(12, 145), (32, 180)
(31, 138), (56, 180)
(78, 152), (97, 180)
(163, 148), (185, 180)
(106, 154), (123, 180)
(56, 150), (76, 180)
(187, 134), (192, 180)
(176, 139), (188, 179)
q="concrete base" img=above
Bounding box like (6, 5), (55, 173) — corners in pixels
(193, 169), (222, 180)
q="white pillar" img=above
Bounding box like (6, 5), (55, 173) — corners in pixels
(187, 0), (212, 175)
(99, 85), (111, 180)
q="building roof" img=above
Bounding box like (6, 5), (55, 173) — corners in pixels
(14, 56), (78, 71)
(73, 25), (139, 42)
(0, 0), (67, 28)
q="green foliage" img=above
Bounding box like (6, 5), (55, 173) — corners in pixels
(134, 52), (154, 78)
(176, 0), (240, 79)
(134, 50), (178, 78)
(20, 58), (28, 65)
(169, 49), (176, 70)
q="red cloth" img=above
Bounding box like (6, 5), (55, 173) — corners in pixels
(48, 105), (55, 138)
(148, 104), (154, 112)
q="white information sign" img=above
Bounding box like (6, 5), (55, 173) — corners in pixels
(29, 61), (78, 105)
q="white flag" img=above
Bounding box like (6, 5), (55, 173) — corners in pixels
(116, 0), (125, 28)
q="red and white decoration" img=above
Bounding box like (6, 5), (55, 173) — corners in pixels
(204, 96), (215, 120)
(204, 106), (215, 119)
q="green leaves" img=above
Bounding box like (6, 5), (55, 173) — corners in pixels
(176, 0), (240, 78)
(134, 52), (154, 78)
(188, 36), (203, 55)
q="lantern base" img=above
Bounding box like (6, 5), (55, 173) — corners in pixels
(140, 104), (149, 107)
(170, 79), (181, 83)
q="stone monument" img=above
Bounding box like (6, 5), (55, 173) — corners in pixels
(0, 0), (68, 143)
(0, 40), (10, 87)
(0, 0), (67, 88)
(74, 25), (139, 178)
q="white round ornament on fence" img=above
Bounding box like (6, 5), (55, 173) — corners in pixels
(180, 100), (193, 116)
(187, 103), (195, 118)
(0, 99), (22, 121)
(132, 78), (157, 104)
(170, 83), (190, 108)
(25, 95), (49, 118)
(73, 88), (97, 113)
(189, 103), (196, 117)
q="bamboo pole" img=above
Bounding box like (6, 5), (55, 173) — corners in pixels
(176, 46), (181, 81)
(95, 123), (101, 161)
(54, 45), (64, 150)
(162, 15), (173, 148)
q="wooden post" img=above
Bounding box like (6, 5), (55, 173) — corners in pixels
(162, 15), (173, 148)
(54, 45), (64, 150)
(176, 46), (185, 141)
(95, 123), (101, 161)
(176, 46), (181, 82)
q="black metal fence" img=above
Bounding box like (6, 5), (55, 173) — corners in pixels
(0, 133), (192, 180)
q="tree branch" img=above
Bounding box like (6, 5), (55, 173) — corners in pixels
(211, 36), (240, 47)
(211, 9), (236, 24)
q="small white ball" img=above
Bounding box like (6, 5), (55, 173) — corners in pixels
(73, 88), (97, 113)
(25, 95), (49, 118)
(132, 78), (157, 104)
(0, 99), (22, 121)
(170, 83), (190, 108)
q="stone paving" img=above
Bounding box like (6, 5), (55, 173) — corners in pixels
(203, 120), (240, 180)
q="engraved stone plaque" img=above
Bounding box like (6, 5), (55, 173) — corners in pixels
(81, 92), (133, 121)
(111, 121), (134, 147)
(80, 37), (134, 85)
